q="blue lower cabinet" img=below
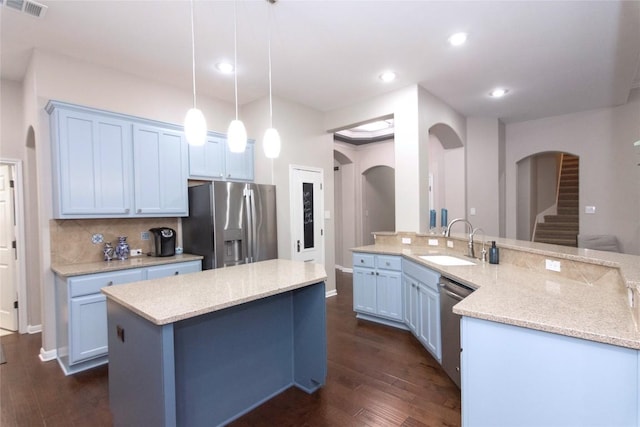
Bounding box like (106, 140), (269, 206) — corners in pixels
(352, 253), (404, 327)
(55, 261), (201, 375)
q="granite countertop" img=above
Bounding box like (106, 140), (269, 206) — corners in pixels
(101, 259), (328, 326)
(352, 242), (640, 350)
(51, 254), (204, 277)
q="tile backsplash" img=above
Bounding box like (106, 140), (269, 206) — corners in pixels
(50, 218), (180, 265)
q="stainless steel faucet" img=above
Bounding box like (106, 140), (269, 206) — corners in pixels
(445, 218), (475, 258)
(471, 227), (487, 262)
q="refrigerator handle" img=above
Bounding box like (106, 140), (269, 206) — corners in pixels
(243, 187), (252, 263)
(249, 189), (258, 263)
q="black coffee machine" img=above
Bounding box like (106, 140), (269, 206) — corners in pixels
(149, 227), (176, 257)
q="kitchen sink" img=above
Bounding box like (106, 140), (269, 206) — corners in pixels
(419, 255), (476, 266)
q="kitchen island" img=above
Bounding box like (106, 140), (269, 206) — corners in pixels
(101, 259), (328, 427)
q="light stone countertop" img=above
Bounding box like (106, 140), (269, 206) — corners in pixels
(51, 253), (204, 277)
(352, 242), (640, 350)
(101, 259), (328, 326)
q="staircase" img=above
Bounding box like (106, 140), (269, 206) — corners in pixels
(533, 154), (579, 247)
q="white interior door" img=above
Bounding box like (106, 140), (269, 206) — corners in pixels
(0, 164), (18, 331)
(290, 166), (324, 264)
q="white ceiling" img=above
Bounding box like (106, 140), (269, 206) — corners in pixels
(1, 0), (639, 124)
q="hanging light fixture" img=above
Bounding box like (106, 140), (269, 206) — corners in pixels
(184, 0), (207, 146)
(263, 0), (281, 159)
(227, 0), (247, 153)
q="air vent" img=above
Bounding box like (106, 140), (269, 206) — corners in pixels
(2, 0), (48, 18)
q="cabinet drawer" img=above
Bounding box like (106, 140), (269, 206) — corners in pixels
(69, 269), (144, 297)
(146, 260), (202, 280)
(402, 259), (440, 291)
(376, 255), (401, 271)
(353, 253), (375, 268)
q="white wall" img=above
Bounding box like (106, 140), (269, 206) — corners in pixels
(466, 118), (502, 236)
(506, 89), (640, 254)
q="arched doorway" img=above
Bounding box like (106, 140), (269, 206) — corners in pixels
(516, 151), (579, 246)
(362, 165), (395, 245)
(428, 123), (465, 226)
(333, 150), (355, 268)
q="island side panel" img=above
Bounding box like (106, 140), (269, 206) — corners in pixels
(293, 281), (327, 392)
(107, 300), (176, 427)
(173, 291), (296, 427)
(461, 316), (639, 427)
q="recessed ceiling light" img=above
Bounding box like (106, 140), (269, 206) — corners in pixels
(448, 32), (468, 46)
(379, 71), (397, 83)
(215, 62), (234, 74)
(489, 88), (509, 98)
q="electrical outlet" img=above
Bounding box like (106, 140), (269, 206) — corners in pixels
(428, 239), (439, 246)
(585, 206), (596, 214)
(140, 231), (150, 240)
(130, 248), (143, 257)
(447, 240), (454, 248)
(402, 237), (412, 244)
(545, 259), (561, 272)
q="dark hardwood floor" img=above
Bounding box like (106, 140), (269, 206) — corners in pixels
(0, 270), (460, 426)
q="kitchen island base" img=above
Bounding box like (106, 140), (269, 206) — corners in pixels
(107, 281), (326, 427)
(461, 316), (639, 427)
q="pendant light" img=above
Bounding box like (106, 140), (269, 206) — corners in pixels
(184, 0), (207, 146)
(227, 0), (247, 153)
(263, 0), (281, 159)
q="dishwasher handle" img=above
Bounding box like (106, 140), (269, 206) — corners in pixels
(442, 289), (465, 302)
(439, 278), (475, 300)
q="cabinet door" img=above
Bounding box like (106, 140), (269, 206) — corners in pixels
(376, 270), (403, 321)
(69, 293), (108, 364)
(403, 275), (419, 333)
(225, 140), (254, 181)
(188, 133), (225, 179)
(418, 284), (442, 362)
(54, 109), (132, 217)
(133, 124), (188, 216)
(353, 267), (377, 314)
(146, 261), (202, 280)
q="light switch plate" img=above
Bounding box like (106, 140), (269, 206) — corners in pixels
(470, 207), (476, 216)
(585, 206), (596, 214)
(447, 240), (454, 248)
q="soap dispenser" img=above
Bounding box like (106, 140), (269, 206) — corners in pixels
(489, 241), (500, 264)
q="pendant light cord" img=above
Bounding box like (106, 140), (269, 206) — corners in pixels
(267, 4), (273, 128)
(233, 0), (239, 120)
(190, 0), (197, 109)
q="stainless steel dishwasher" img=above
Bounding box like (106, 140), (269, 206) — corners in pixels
(439, 277), (475, 388)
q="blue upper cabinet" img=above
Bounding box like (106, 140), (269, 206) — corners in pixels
(132, 124), (188, 216)
(188, 133), (255, 182)
(48, 103), (133, 217)
(47, 101), (188, 218)
(188, 133), (226, 180)
(225, 140), (255, 181)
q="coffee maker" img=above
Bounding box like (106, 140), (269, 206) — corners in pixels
(149, 227), (176, 257)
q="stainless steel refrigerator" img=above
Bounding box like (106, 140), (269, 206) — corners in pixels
(182, 181), (277, 270)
